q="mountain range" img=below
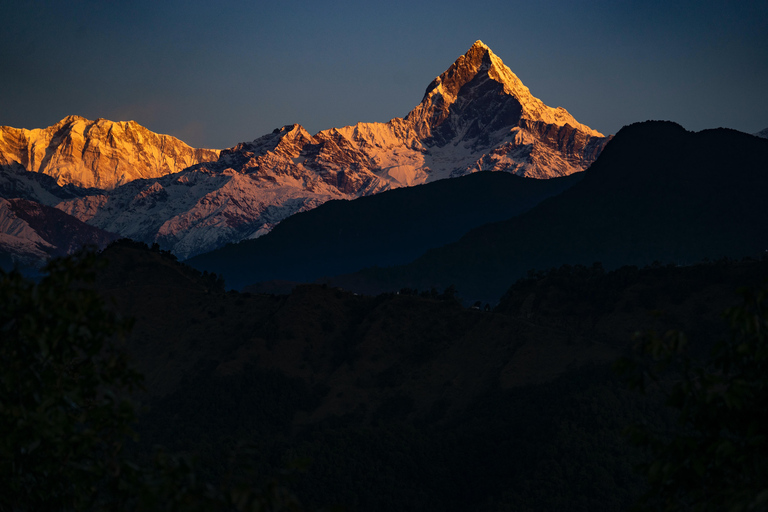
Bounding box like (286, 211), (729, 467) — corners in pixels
(0, 41), (608, 265)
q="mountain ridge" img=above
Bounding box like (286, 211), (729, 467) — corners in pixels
(0, 196), (117, 269)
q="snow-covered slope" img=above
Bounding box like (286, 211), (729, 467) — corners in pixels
(755, 127), (768, 139)
(0, 116), (220, 189)
(0, 41), (609, 261)
(55, 163), (347, 259)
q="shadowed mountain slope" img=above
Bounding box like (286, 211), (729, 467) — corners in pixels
(187, 171), (583, 290)
(0, 197), (118, 270)
(330, 121), (768, 303)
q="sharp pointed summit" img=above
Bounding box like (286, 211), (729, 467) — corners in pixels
(407, 41), (603, 141)
(420, 40), (497, 106)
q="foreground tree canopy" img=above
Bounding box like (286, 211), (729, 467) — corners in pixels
(621, 287), (768, 512)
(0, 252), (141, 510)
(0, 251), (303, 512)
(2, 247), (767, 512)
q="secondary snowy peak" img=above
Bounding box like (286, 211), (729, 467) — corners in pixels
(0, 116), (220, 189)
(220, 124), (314, 168)
(755, 127), (768, 139)
(406, 40), (603, 140)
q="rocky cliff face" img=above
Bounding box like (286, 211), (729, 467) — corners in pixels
(0, 116), (220, 189)
(1, 41), (609, 261)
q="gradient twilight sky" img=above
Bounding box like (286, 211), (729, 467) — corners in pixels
(1, 0), (766, 149)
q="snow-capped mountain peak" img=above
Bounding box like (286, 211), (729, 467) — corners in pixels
(407, 40), (603, 140)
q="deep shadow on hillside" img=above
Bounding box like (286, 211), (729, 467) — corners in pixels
(95, 240), (768, 512)
(186, 171), (582, 290)
(330, 122), (768, 303)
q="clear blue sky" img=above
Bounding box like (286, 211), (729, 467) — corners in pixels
(1, 0), (766, 148)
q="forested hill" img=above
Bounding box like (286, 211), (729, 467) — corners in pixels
(91, 240), (768, 511)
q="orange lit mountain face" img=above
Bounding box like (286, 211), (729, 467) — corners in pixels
(0, 116), (220, 189)
(0, 41), (609, 262)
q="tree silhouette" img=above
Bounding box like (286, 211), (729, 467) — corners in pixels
(0, 251), (141, 510)
(620, 287), (768, 512)
(0, 251), (304, 511)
